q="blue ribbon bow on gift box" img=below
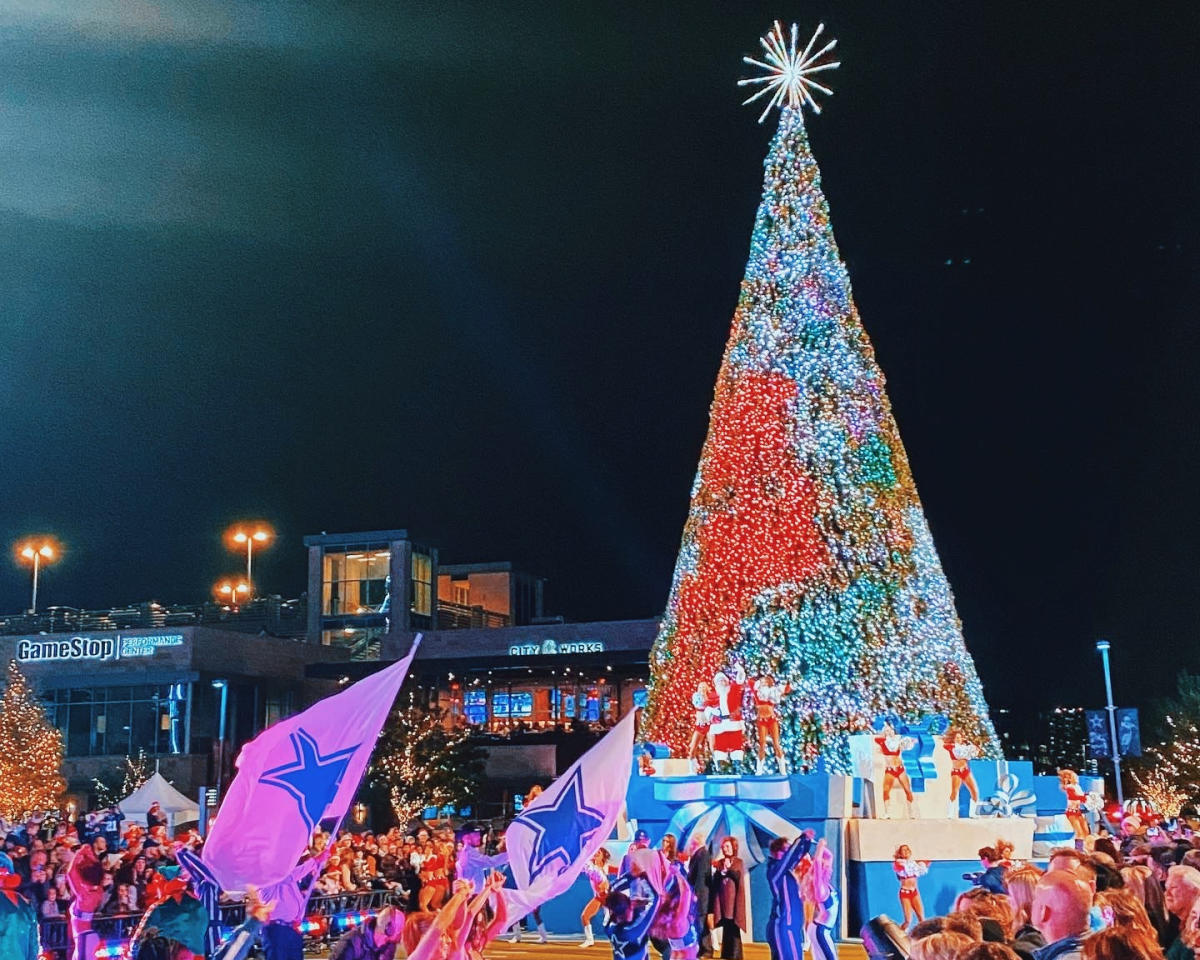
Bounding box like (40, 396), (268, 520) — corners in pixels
(654, 777), (798, 865)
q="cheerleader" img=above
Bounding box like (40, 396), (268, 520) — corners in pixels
(1058, 769), (1089, 839)
(943, 726), (980, 818)
(873, 721), (917, 812)
(419, 841), (451, 912)
(892, 845), (930, 929)
(752, 676), (791, 776)
(687, 682), (716, 774)
(580, 848), (612, 947)
(802, 839), (838, 960)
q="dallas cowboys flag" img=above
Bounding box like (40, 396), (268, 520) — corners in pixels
(202, 636), (422, 891)
(502, 710), (636, 923)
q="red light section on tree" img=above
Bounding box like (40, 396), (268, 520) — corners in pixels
(654, 370), (828, 752)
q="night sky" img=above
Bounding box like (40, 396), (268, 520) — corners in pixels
(1, 1), (1196, 720)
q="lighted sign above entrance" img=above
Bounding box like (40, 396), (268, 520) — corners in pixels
(507, 638), (605, 656)
(16, 633), (185, 664)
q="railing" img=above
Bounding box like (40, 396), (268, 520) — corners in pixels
(436, 599), (510, 630)
(0, 598), (308, 639)
(38, 891), (396, 957)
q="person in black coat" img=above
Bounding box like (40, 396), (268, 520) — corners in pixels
(685, 837), (712, 958)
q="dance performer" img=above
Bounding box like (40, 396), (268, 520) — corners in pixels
(1058, 769), (1089, 839)
(64, 842), (106, 960)
(687, 682), (717, 774)
(174, 846), (223, 958)
(942, 726), (980, 817)
(419, 841), (451, 912)
(765, 832), (814, 960)
(331, 902), (408, 960)
(638, 846), (697, 960)
(580, 848), (612, 947)
(873, 721), (917, 812)
(134, 884), (277, 960)
(892, 845), (930, 929)
(752, 676), (791, 775)
(605, 871), (661, 960)
(0, 852), (40, 960)
(128, 865), (209, 960)
(456, 828), (508, 893)
(802, 838), (838, 960)
(709, 665), (747, 767)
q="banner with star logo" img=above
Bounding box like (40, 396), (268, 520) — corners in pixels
(202, 636), (421, 891)
(502, 710), (636, 923)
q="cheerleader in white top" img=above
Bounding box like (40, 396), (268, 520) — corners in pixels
(752, 675), (791, 776)
(943, 726), (980, 818)
(687, 682), (717, 775)
(892, 845), (930, 929)
(873, 721), (917, 812)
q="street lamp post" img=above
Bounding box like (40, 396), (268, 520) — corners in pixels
(1096, 639), (1124, 807)
(212, 679), (229, 803)
(228, 525), (272, 598)
(215, 580), (251, 611)
(17, 540), (56, 614)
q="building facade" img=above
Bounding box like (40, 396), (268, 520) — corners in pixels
(0, 626), (339, 799)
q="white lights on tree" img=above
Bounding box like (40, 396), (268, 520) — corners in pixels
(739, 21), (840, 122)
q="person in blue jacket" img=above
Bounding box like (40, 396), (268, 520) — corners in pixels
(765, 831), (814, 960)
(605, 873), (661, 960)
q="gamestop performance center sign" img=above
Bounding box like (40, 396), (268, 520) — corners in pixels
(16, 632), (185, 664)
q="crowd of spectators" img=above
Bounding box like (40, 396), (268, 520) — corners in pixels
(886, 828), (1200, 960)
(0, 800), (186, 920)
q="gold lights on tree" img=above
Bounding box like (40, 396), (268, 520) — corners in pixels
(0, 660), (66, 819)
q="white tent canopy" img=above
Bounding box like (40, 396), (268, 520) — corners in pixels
(118, 772), (200, 832)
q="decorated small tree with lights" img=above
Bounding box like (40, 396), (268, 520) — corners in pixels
(0, 660), (66, 819)
(642, 23), (999, 772)
(92, 748), (152, 809)
(369, 704), (486, 826)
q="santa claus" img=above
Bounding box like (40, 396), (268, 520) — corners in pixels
(709, 663), (747, 764)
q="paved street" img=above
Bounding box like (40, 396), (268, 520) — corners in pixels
(311, 936), (869, 959)
(483, 939), (869, 960)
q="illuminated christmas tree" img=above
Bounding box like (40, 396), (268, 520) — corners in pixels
(642, 23), (999, 772)
(0, 660), (65, 818)
(369, 703), (485, 825)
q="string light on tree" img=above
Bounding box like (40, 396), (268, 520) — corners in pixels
(369, 703), (485, 826)
(642, 24), (999, 773)
(0, 660), (65, 819)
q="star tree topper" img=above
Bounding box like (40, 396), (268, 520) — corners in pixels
(738, 21), (840, 122)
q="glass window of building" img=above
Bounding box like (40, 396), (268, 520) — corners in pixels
(322, 543), (390, 615)
(411, 552), (433, 621)
(319, 625), (387, 659)
(45, 684), (190, 758)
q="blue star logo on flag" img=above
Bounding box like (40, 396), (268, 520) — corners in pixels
(259, 728), (358, 830)
(516, 768), (605, 883)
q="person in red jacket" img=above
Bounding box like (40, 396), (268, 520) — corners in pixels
(709, 665), (747, 767)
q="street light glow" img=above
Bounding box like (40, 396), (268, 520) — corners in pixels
(14, 536), (60, 613)
(225, 522), (273, 596)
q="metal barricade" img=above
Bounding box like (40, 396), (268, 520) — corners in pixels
(38, 891), (397, 958)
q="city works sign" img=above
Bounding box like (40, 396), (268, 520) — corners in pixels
(507, 638), (605, 656)
(15, 633), (185, 663)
